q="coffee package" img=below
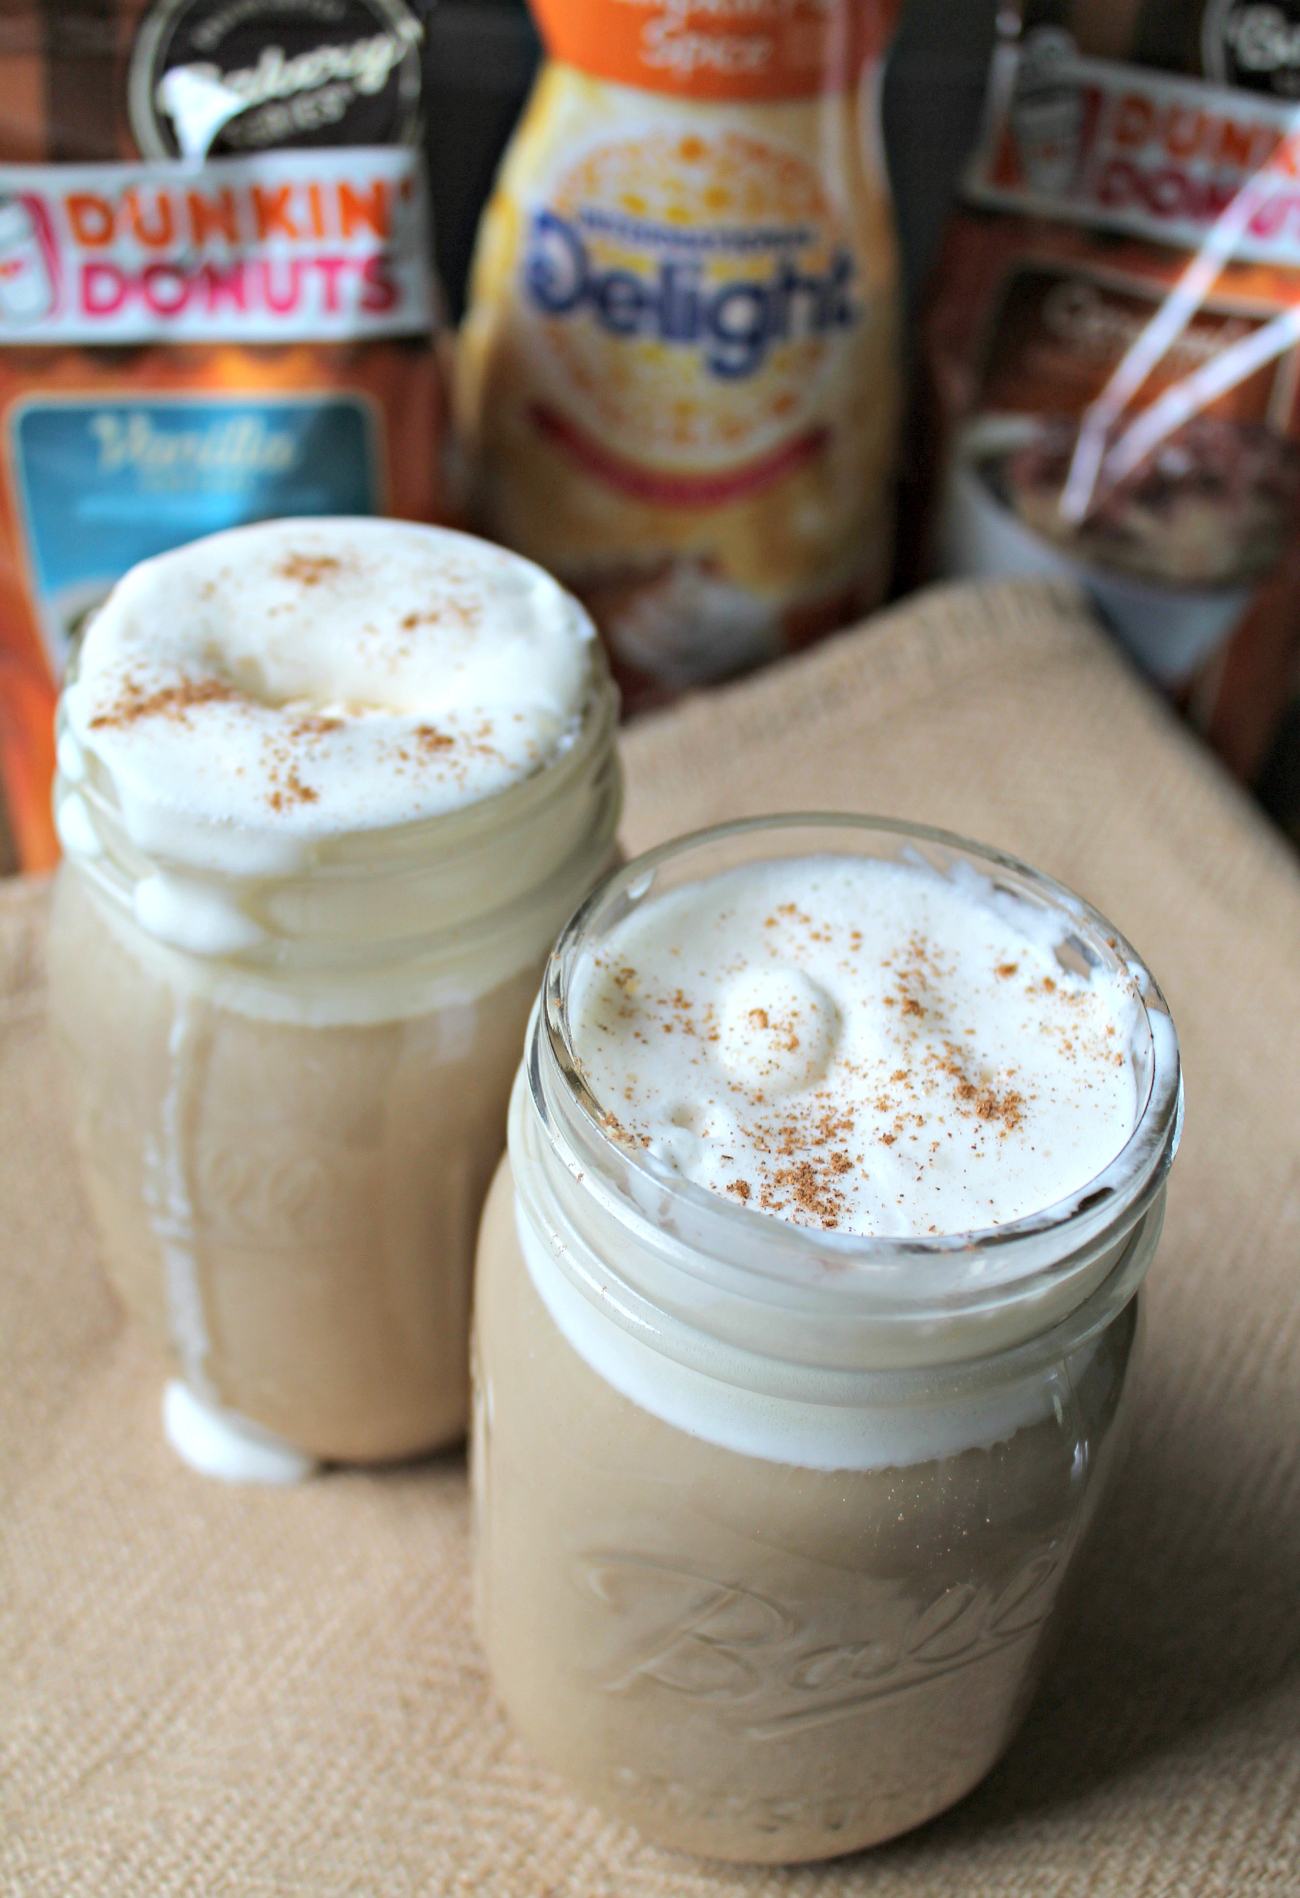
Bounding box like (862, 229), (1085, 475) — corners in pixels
(0, 1), (446, 868)
(912, 0), (1300, 847)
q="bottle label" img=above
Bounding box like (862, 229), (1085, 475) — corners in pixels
(527, 0), (896, 101)
(921, 20), (1300, 848)
(517, 126), (863, 491)
(461, 90), (899, 700)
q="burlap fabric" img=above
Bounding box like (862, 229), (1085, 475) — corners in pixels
(4, 579), (1299, 1895)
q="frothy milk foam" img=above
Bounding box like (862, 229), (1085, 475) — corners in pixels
(60, 517), (596, 887)
(513, 854), (1153, 1469)
(568, 857), (1146, 1236)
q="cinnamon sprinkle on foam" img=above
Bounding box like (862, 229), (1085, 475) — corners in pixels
(569, 857), (1145, 1238)
(278, 552), (345, 587)
(64, 518), (598, 851)
(88, 677), (241, 729)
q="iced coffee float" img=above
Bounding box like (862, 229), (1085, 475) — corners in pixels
(472, 818), (1181, 1863)
(48, 519), (621, 1481)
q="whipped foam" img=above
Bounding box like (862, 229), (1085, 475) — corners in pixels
(63, 517), (597, 874)
(568, 856), (1148, 1238)
(512, 1056), (1164, 1469)
(515, 1188), (1112, 1469)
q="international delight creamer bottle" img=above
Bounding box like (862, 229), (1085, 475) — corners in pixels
(456, 0), (902, 705)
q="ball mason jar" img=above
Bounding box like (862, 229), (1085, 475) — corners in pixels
(48, 645), (621, 1483)
(472, 815), (1182, 1862)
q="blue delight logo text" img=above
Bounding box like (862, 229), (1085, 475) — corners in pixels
(523, 208), (858, 379)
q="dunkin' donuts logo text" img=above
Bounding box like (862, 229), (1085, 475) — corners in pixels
(0, 148), (433, 344)
(967, 37), (1300, 264)
(523, 208), (858, 379)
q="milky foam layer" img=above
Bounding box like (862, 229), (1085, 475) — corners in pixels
(515, 1189), (1107, 1469)
(568, 856), (1147, 1238)
(63, 518), (597, 868)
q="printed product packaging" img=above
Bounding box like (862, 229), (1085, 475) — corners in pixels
(456, 0), (902, 710)
(0, 0), (446, 868)
(914, 0), (1300, 845)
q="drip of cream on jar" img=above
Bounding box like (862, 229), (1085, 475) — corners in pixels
(60, 517), (598, 883)
(566, 856), (1148, 1238)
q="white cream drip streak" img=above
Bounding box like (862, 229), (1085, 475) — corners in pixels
(568, 856), (1148, 1239)
(148, 1001), (215, 1401)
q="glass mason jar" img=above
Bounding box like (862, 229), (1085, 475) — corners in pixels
(472, 815), (1182, 1862)
(47, 653), (621, 1483)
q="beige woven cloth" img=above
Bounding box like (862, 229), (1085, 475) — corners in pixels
(4, 580), (1300, 1896)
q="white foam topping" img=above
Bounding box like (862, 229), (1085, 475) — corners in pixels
(514, 1189), (1117, 1469)
(63, 518), (597, 875)
(512, 1058), (1163, 1470)
(568, 856), (1148, 1238)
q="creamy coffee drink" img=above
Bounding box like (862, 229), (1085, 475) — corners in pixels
(48, 517), (620, 1479)
(472, 822), (1182, 1860)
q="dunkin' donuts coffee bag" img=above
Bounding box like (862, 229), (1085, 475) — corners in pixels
(914, 0), (1300, 845)
(0, 1), (446, 868)
(456, 0), (902, 711)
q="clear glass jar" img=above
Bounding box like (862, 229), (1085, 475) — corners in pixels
(47, 661), (621, 1482)
(472, 815), (1182, 1862)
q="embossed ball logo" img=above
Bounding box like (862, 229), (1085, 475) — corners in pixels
(577, 1548), (1066, 1735)
(129, 0), (425, 159)
(520, 130), (860, 471)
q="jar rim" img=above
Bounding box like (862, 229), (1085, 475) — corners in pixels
(60, 662), (620, 880)
(535, 813), (1182, 1304)
(56, 667), (622, 996)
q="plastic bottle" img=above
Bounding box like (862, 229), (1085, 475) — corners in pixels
(457, 0), (902, 707)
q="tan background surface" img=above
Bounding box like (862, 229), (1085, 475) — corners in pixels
(4, 579), (1300, 1894)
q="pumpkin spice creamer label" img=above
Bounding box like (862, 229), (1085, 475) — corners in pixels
(456, 0), (901, 704)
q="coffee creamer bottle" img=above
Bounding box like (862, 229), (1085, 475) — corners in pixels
(456, 0), (902, 705)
